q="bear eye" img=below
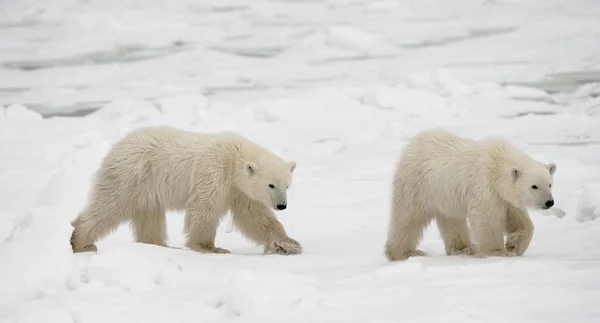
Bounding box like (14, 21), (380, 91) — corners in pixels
(531, 185), (538, 189)
(549, 184), (552, 188)
(268, 184), (275, 189)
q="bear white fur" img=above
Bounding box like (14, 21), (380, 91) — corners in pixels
(385, 129), (556, 261)
(70, 126), (301, 255)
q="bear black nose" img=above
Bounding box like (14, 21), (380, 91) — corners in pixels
(276, 204), (287, 210)
(545, 200), (554, 208)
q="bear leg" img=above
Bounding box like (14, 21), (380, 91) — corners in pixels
(70, 199), (129, 253)
(230, 193), (302, 255)
(130, 208), (168, 247)
(468, 206), (516, 257)
(385, 207), (433, 262)
(435, 215), (474, 256)
(184, 199), (230, 254)
(504, 206), (534, 256)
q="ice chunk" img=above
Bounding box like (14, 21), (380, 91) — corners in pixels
(575, 185), (600, 223)
(540, 208), (567, 219)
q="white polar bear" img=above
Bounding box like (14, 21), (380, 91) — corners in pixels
(70, 126), (301, 255)
(385, 129), (556, 261)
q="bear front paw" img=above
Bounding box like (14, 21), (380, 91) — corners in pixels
(187, 242), (231, 254)
(72, 244), (98, 253)
(448, 246), (475, 256)
(505, 232), (528, 256)
(264, 237), (302, 255)
(475, 250), (517, 258)
(386, 249), (428, 261)
(212, 247), (231, 254)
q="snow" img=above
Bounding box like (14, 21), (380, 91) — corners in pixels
(1, 0), (600, 322)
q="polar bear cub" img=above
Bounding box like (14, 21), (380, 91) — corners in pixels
(70, 126), (301, 255)
(385, 129), (556, 261)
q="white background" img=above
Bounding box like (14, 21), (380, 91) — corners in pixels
(1, 0), (600, 322)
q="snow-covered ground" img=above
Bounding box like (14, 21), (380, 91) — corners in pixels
(1, 0), (600, 322)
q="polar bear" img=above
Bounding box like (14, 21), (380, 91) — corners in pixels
(385, 129), (556, 261)
(70, 126), (301, 255)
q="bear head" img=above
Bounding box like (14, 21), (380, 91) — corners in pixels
(509, 162), (557, 210)
(238, 158), (296, 211)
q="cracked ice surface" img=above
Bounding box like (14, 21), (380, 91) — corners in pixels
(1, 0), (600, 322)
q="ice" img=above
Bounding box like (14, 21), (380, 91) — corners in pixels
(84, 244), (188, 291)
(2, 0), (600, 322)
(289, 26), (399, 63)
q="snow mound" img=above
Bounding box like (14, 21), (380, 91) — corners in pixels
(251, 88), (373, 123)
(156, 94), (209, 125)
(569, 96), (600, 116)
(84, 245), (187, 291)
(221, 269), (325, 317)
(575, 184), (600, 222)
(3, 104), (43, 121)
(36, 141), (111, 213)
(447, 88), (558, 118)
(0, 211), (16, 244)
(401, 69), (559, 118)
(404, 69), (474, 97)
(361, 84), (452, 116)
(89, 99), (161, 126)
(0, 207), (77, 305)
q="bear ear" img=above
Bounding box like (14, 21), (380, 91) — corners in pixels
(546, 162), (557, 175)
(288, 161), (297, 173)
(510, 168), (520, 181)
(244, 162), (258, 176)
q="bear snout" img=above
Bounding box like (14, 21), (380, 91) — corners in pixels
(276, 204), (287, 210)
(543, 199), (554, 209)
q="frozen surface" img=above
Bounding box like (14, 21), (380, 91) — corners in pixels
(1, 0), (600, 322)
